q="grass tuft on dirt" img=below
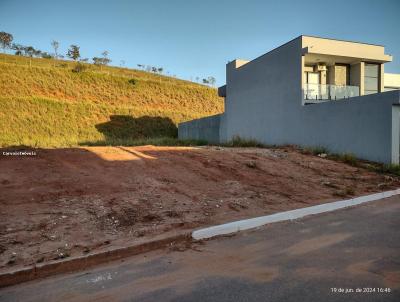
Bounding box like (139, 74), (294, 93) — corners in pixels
(296, 145), (400, 177)
(222, 136), (266, 148)
(370, 163), (400, 177)
(80, 137), (208, 147)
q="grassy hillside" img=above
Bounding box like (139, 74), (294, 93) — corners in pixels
(0, 54), (223, 147)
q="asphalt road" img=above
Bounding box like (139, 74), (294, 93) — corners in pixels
(1, 196), (399, 302)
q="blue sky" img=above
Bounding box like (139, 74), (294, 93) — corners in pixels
(0, 0), (399, 85)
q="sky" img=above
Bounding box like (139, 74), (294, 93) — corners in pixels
(0, 0), (399, 86)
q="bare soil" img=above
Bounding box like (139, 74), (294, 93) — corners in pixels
(0, 145), (398, 271)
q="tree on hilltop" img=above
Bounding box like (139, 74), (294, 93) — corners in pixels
(41, 52), (52, 59)
(12, 43), (24, 56)
(67, 45), (80, 61)
(0, 31), (13, 53)
(51, 40), (59, 59)
(203, 76), (216, 86)
(207, 76), (216, 87)
(33, 48), (42, 58)
(23, 46), (36, 57)
(92, 57), (102, 65)
(101, 51), (111, 65)
(92, 50), (111, 69)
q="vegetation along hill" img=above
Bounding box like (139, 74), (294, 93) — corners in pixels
(0, 54), (223, 147)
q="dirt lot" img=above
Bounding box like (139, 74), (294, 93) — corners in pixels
(0, 145), (399, 272)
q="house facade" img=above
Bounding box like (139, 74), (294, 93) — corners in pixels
(178, 36), (400, 164)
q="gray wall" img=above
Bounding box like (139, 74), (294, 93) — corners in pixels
(223, 37), (303, 143)
(225, 89), (400, 163)
(298, 92), (400, 164)
(178, 114), (221, 144)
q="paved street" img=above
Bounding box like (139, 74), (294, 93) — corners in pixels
(1, 196), (399, 302)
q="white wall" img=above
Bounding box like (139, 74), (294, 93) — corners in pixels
(385, 73), (400, 90)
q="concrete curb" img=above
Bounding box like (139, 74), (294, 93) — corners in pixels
(192, 189), (400, 240)
(0, 232), (191, 288)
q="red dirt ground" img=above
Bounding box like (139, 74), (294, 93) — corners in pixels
(0, 145), (398, 271)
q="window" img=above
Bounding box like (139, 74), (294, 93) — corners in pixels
(364, 63), (379, 95)
(307, 72), (320, 84)
(335, 64), (349, 86)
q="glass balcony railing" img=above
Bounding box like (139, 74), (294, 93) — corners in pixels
(303, 84), (360, 103)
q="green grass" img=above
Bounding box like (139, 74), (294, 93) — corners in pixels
(81, 137), (208, 147)
(330, 153), (358, 166)
(297, 144), (400, 175)
(222, 136), (266, 148)
(0, 54), (223, 147)
(370, 163), (400, 177)
(299, 146), (357, 164)
(302, 146), (329, 156)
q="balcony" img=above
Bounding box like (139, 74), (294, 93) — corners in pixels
(303, 84), (360, 103)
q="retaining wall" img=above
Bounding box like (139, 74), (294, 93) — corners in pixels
(178, 114), (221, 144)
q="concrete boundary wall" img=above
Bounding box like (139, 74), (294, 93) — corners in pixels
(298, 91), (400, 164)
(224, 90), (400, 164)
(178, 114), (221, 144)
(179, 91), (400, 164)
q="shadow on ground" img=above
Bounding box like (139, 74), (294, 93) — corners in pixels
(81, 115), (178, 146)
